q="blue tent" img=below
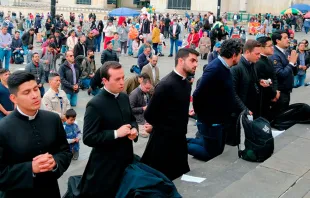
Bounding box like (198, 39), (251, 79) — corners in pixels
(109, 7), (140, 17)
(291, 4), (310, 13)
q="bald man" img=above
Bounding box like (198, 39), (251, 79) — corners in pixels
(141, 55), (160, 87)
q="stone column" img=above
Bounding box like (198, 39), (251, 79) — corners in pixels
(239, 0), (247, 12)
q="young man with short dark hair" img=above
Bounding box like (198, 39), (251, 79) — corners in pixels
(255, 36), (279, 120)
(0, 71), (72, 197)
(269, 30), (298, 116)
(79, 61), (138, 197)
(188, 39), (243, 161)
(141, 48), (199, 180)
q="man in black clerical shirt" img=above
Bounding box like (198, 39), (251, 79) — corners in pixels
(79, 61), (138, 198)
(141, 48), (199, 181)
(255, 36), (280, 121)
(0, 71), (72, 198)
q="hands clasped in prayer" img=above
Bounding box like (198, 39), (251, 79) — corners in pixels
(117, 124), (138, 140)
(32, 152), (56, 173)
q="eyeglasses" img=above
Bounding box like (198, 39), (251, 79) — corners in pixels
(68, 55), (74, 57)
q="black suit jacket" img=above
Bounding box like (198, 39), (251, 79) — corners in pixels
(79, 89), (138, 198)
(269, 46), (298, 93)
(168, 24), (181, 40)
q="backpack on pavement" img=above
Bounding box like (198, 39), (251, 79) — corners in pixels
(237, 110), (274, 162)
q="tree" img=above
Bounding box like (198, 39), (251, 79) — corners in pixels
(51, 0), (56, 20)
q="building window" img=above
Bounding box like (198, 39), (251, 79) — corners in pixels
(107, 0), (116, 4)
(76, 0), (91, 5)
(167, 0), (191, 10)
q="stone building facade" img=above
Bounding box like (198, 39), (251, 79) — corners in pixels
(150, 0), (310, 15)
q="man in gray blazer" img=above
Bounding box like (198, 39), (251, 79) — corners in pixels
(141, 55), (160, 87)
(129, 78), (153, 138)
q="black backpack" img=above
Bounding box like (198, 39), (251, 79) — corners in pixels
(271, 103), (310, 130)
(237, 110), (274, 162)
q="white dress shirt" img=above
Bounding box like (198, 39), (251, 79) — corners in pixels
(275, 45), (296, 66)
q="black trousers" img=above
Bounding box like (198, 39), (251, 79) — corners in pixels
(271, 91), (290, 118)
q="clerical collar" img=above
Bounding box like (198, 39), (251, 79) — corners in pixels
(260, 54), (268, 57)
(173, 69), (186, 80)
(275, 45), (286, 55)
(104, 86), (119, 98)
(17, 106), (38, 120)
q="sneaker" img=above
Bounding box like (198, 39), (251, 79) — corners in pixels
(168, 54), (173, 57)
(305, 82), (310, 86)
(72, 151), (79, 160)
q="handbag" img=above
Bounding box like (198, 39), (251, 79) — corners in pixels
(189, 34), (196, 49)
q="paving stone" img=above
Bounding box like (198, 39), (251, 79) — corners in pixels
(280, 178), (310, 198)
(260, 156), (310, 177)
(213, 166), (299, 198)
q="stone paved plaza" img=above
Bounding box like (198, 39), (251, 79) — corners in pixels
(8, 31), (310, 197)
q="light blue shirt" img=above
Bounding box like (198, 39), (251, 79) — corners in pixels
(0, 32), (12, 49)
(218, 55), (230, 69)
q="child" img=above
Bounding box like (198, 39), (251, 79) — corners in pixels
(158, 33), (166, 56)
(63, 109), (82, 160)
(26, 44), (33, 64)
(132, 37), (140, 58)
(111, 32), (121, 57)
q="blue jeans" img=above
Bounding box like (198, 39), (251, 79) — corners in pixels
(187, 123), (225, 161)
(128, 39), (133, 55)
(66, 93), (78, 107)
(81, 78), (91, 89)
(39, 86), (45, 97)
(294, 74), (306, 88)
(305, 27), (309, 34)
(91, 88), (101, 96)
(158, 44), (163, 54)
(96, 35), (102, 52)
(169, 38), (178, 56)
(0, 48), (12, 69)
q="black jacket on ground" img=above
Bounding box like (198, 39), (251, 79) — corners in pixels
(100, 49), (119, 65)
(79, 89), (138, 198)
(0, 110), (72, 198)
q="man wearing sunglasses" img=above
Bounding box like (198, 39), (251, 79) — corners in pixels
(255, 36), (280, 121)
(58, 50), (81, 107)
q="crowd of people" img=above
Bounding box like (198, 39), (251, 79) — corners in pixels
(0, 9), (309, 198)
